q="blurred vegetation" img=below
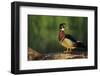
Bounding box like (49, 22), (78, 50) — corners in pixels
(28, 15), (88, 53)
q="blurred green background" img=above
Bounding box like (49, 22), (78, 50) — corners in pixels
(28, 15), (88, 53)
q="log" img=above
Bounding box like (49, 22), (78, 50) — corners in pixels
(28, 48), (43, 60)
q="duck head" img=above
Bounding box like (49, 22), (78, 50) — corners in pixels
(59, 23), (66, 31)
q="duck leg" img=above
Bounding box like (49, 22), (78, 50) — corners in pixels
(70, 48), (72, 52)
(67, 48), (68, 52)
(64, 48), (68, 54)
(66, 48), (69, 52)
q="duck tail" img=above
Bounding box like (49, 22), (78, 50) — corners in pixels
(76, 42), (87, 49)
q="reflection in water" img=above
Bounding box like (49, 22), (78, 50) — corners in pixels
(43, 51), (87, 60)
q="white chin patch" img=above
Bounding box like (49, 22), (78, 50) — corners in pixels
(61, 28), (64, 31)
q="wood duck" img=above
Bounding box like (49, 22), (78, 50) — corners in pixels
(58, 23), (86, 53)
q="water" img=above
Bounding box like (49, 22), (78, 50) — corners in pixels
(42, 50), (87, 60)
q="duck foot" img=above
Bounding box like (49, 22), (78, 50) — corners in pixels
(64, 50), (72, 54)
